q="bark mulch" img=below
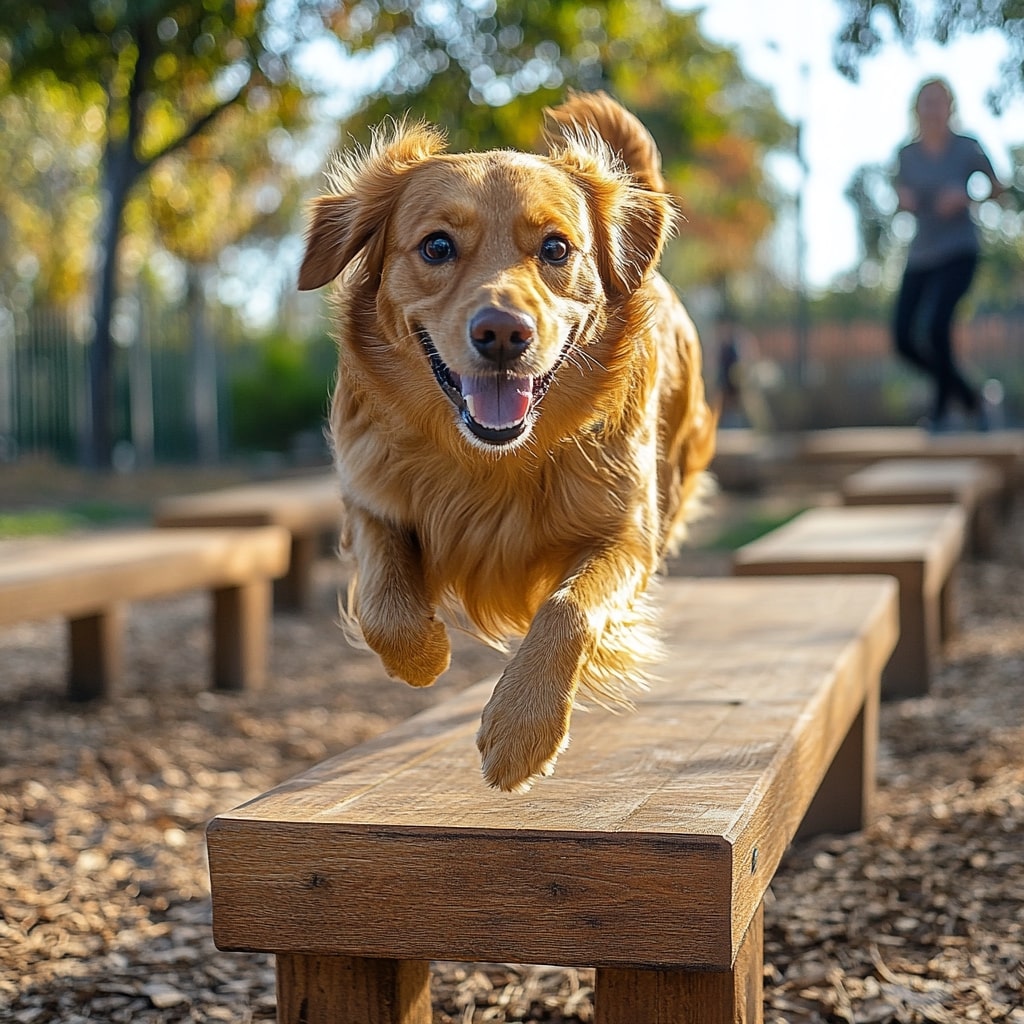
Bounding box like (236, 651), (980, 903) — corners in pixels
(1, 468), (1022, 1023)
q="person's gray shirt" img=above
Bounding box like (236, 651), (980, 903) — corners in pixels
(895, 132), (997, 269)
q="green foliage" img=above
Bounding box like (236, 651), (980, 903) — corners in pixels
(340, 0), (793, 287)
(0, 509), (79, 538)
(0, 0), (340, 467)
(229, 335), (334, 452)
(834, 0), (1024, 109)
(0, 500), (142, 538)
(703, 509), (806, 551)
(0, 1), (320, 292)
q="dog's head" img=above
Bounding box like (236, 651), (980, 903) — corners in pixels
(299, 101), (675, 452)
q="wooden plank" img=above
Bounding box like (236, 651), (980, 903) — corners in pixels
(0, 527), (290, 626)
(154, 474), (341, 533)
(840, 457), (1000, 504)
(209, 819), (734, 968)
(732, 505), (965, 700)
(731, 505), (966, 573)
(273, 532), (320, 612)
(207, 576), (898, 970)
(797, 427), (1023, 510)
(841, 458), (1001, 557)
(799, 425), (1024, 468)
(797, 686), (878, 838)
(155, 476), (341, 611)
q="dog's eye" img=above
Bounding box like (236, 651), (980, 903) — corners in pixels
(420, 232), (456, 263)
(539, 235), (571, 265)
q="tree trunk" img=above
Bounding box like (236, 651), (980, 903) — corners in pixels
(87, 133), (140, 470)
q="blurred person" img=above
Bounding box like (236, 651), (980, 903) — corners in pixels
(716, 312), (745, 427)
(892, 77), (1005, 432)
(714, 311), (771, 430)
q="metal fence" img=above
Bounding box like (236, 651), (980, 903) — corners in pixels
(720, 313), (1024, 431)
(2, 305), (1022, 467)
(0, 300), (266, 466)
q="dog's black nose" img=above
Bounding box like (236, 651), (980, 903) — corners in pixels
(469, 308), (535, 364)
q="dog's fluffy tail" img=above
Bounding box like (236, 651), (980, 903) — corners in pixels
(544, 90), (666, 193)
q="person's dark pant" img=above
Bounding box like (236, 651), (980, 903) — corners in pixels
(893, 252), (979, 421)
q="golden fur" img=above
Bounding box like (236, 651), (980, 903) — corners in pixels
(299, 92), (716, 792)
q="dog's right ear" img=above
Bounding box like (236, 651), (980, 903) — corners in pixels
(298, 119), (447, 291)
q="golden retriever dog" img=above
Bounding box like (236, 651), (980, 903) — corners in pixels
(298, 92), (715, 792)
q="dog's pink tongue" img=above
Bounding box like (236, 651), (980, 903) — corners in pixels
(461, 375), (533, 428)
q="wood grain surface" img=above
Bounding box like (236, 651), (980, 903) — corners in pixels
(0, 526), (290, 625)
(208, 576), (898, 971)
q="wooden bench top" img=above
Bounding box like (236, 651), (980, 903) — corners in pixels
(0, 526), (290, 626)
(154, 474), (341, 531)
(732, 504), (966, 580)
(840, 457), (1002, 505)
(797, 427), (1024, 487)
(207, 575), (897, 972)
(710, 428), (786, 492)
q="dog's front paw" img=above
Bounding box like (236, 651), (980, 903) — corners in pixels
(476, 686), (573, 793)
(365, 615), (451, 687)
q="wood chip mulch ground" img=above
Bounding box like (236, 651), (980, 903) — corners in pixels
(1, 469), (1022, 1023)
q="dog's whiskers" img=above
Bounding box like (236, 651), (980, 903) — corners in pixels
(567, 349), (607, 377)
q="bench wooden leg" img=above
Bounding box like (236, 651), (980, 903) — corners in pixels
(594, 904), (764, 1024)
(882, 572), (930, 701)
(212, 581), (271, 691)
(938, 570), (957, 643)
(971, 504), (996, 559)
(274, 533), (317, 612)
(798, 681), (879, 838)
(275, 954), (431, 1024)
(68, 605), (125, 701)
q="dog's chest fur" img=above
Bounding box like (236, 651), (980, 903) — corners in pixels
(337, 418), (657, 637)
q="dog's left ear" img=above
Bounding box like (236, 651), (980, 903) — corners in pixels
(298, 119), (447, 291)
(596, 179), (675, 296)
(545, 94), (676, 296)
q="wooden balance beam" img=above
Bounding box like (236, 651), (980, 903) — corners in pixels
(733, 504), (966, 700)
(206, 575), (897, 1024)
(0, 526), (290, 700)
(840, 457), (1002, 557)
(154, 473), (342, 612)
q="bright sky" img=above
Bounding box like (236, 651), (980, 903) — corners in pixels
(676, 0), (1024, 290)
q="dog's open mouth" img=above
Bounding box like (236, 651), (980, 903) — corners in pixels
(418, 329), (573, 446)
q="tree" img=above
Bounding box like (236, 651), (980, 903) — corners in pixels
(833, 0), (1024, 111)
(844, 162), (896, 268)
(340, 0), (793, 288)
(144, 91), (307, 462)
(0, 0), (337, 468)
(0, 74), (104, 308)
(1, 0), (792, 468)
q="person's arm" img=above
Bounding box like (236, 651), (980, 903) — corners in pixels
(971, 138), (1006, 201)
(893, 148), (917, 212)
(935, 138), (1005, 217)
